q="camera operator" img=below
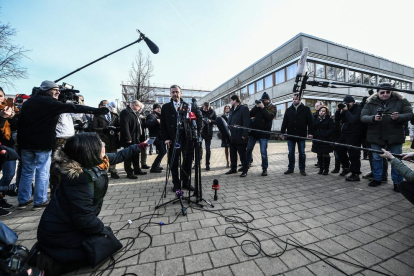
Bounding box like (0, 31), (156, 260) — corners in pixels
(16, 80), (109, 210)
(280, 93), (314, 176)
(120, 100), (147, 179)
(361, 82), (413, 190)
(225, 95), (250, 177)
(146, 104), (165, 173)
(93, 100), (121, 179)
(335, 95), (364, 181)
(246, 92), (275, 176)
(160, 85), (201, 191)
(200, 102), (217, 171)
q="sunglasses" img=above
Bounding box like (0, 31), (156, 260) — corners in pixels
(379, 91), (391, 95)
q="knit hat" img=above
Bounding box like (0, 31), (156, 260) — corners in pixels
(377, 82), (392, 92)
(153, 103), (161, 110)
(343, 95), (355, 103)
(261, 92), (270, 100)
(40, 80), (58, 91)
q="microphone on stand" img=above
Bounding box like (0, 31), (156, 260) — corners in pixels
(212, 179), (219, 201)
(189, 112), (198, 129)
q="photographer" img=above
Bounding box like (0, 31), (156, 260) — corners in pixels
(361, 82), (413, 190)
(71, 95), (90, 134)
(246, 92), (275, 176)
(146, 104), (165, 173)
(200, 102), (217, 171)
(93, 100), (121, 179)
(17, 80), (108, 210)
(335, 95), (364, 181)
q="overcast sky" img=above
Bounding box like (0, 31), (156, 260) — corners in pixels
(2, 0), (413, 107)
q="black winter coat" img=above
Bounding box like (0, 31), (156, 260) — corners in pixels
(146, 111), (161, 139)
(334, 103), (364, 137)
(160, 100), (201, 142)
(37, 145), (141, 265)
(281, 103), (314, 140)
(250, 104), (275, 139)
(92, 112), (121, 151)
(120, 106), (141, 147)
(17, 91), (101, 151)
(311, 116), (334, 154)
(201, 108), (217, 140)
(228, 104), (250, 144)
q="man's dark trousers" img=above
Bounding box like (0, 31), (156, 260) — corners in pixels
(230, 142), (247, 172)
(124, 142), (140, 174)
(151, 138), (166, 170)
(337, 135), (362, 174)
(168, 134), (193, 189)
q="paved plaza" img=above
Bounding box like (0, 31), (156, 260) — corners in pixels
(2, 140), (414, 276)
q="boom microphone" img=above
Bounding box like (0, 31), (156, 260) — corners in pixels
(296, 47), (308, 78)
(144, 36), (159, 54)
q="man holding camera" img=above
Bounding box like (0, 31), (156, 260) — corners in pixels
(361, 82), (413, 190)
(146, 103), (165, 173)
(17, 80), (108, 210)
(246, 92), (275, 176)
(200, 102), (217, 171)
(93, 100), (121, 179)
(334, 95), (364, 181)
(281, 93), (314, 175)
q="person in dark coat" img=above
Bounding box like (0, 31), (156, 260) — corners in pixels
(361, 82), (413, 190)
(311, 105), (334, 175)
(330, 111), (342, 174)
(313, 101), (324, 168)
(225, 95), (250, 177)
(200, 102), (217, 170)
(246, 92), (276, 176)
(93, 100), (121, 179)
(160, 85), (202, 192)
(17, 80), (107, 210)
(335, 95), (364, 182)
(280, 93), (314, 175)
(138, 107), (150, 169)
(221, 105), (231, 168)
(146, 104), (165, 173)
(120, 100), (147, 179)
(36, 133), (148, 275)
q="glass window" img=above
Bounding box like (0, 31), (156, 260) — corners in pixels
(363, 74), (370, 85)
(286, 63), (298, 80)
(348, 70), (355, 83)
(164, 97), (170, 103)
(276, 103), (286, 119)
(256, 79), (264, 92)
(157, 97), (163, 103)
(327, 66), (335, 80)
(264, 75), (273, 89)
(337, 68), (344, 81)
(307, 62), (315, 76)
(276, 69), (285, 84)
(402, 82), (406, 90)
(316, 64), (325, 78)
(240, 86), (248, 97)
(355, 72), (362, 84)
(248, 83), (255, 95)
(407, 83), (411, 90)
(370, 75), (376, 86)
(215, 100), (221, 107)
(390, 79), (396, 87)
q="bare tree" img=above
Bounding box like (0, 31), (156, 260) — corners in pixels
(129, 49), (154, 112)
(0, 20), (29, 89)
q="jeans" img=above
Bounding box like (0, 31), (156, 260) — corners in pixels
(371, 143), (403, 184)
(200, 139), (212, 166)
(151, 139), (166, 170)
(287, 140), (306, 171)
(18, 150), (51, 205)
(0, 160), (17, 188)
(0, 221), (18, 250)
(246, 136), (268, 170)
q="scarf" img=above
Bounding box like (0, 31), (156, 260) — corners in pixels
(0, 101), (19, 140)
(97, 155), (110, 171)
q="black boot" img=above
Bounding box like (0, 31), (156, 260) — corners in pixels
(317, 156), (324, 175)
(331, 159), (340, 173)
(323, 156), (330, 175)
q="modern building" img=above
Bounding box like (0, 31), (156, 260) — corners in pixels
(121, 83), (210, 110)
(200, 33), (414, 131)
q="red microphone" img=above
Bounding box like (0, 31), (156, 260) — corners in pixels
(212, 179), (219, 201)
(189, 112), (197, 128)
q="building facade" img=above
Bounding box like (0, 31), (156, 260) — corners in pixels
(200, 33), (414, 131)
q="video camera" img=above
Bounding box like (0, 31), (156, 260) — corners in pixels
(255, 100), (262, 105)
(0, 244), (43, 276)
(31, 82), (80, 104)
(376, 108), (392, 119)
(337, 102), (347, 110)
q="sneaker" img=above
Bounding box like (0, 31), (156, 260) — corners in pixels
(150, 168), (163, 173)
(284, 170), (293, 175)
(261, 170), (268, 176)
(141, 165), (150, 169)
(368, 180), (381, 187)
(110, 172), (120, 179)
(33, 200), (49, 211)
(346, 174), (360, 182)
(240, 172), (247, 177)
(127, 174), (138, 179)
(0, 208), (11, 217)
(225, 169), (237, 175)
(393, 184), (400, 193)
(18, 200), (33, 210)
(300, 171), (307, 176)
(339, 169), (350, 176)
(0, 199), (14, 210)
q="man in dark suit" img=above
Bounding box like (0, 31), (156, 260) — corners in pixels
(120, 100), (147, 179)
(225, 95), (250, 177)
(146, 104), (165, 173)
(160, 85), (201, 192)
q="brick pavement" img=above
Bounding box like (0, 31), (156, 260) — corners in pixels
(2, 140), (414, 276)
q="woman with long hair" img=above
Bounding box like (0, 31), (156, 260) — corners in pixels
(311, 105), (334, 175)
(35, 132), (148, 275)
(221, 105), (231, 167)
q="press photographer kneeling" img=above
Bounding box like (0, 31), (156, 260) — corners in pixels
(35, 133), (148, 275)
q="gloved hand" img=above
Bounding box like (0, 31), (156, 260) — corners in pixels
(93, 107), (110, 115)
(137, 142), (149, 151)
